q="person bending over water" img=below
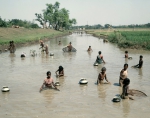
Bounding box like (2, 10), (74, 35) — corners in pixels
(55, 66), (64, 77)
(133, 55), (143, 68)
(40, 71), (59, 91)
(87, 46), (93, 51)
(121, 78), (134, 100)
(67, 42), (72, 51)
(119, 63), (128, 87)
(97, 67), (110, 85)
(96, 51), (105, 64)
(45, 44), (49, 54)
(39, 40), (45, 52)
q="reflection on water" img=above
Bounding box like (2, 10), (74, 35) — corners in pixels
(0, 33), (150, 118)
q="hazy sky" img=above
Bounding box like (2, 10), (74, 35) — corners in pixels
(0, 0), (150, 26)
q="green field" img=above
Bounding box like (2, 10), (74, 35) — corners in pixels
(86, 28), (150, 50)
(0, 28), (69, 45)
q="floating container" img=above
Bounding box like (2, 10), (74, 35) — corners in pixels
(79, 78), (88, 84)
(50, 53), (54, 56)
(1, 86), (10, 92)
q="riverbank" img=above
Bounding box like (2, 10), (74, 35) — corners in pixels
(0, 28), (70, 51)
(86, 28), (150, 50)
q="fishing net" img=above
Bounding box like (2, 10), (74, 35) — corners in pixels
(129, 89), (147, 97)
(62, 47), (77, 52)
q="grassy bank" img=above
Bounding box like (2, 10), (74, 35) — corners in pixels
(0, 28), (70, 49)
(86, 28), (150, 50)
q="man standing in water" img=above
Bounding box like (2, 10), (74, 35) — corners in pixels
(121, 78), (134, 100)
(67, 42), (72, 51)
(119, 64), (128, 87)
(133, 55), (143, 68)
(8, 41), (16, 53)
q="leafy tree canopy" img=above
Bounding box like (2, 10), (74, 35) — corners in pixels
(35, 1), (77, 30)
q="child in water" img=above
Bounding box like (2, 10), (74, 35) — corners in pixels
(87, 46), (93, 51)
(119, 63), (128, 87)
(125, 51), (128, 58)
(121, 78), (134, 100)
(125, 51), (132, 59)
(40, 71), (59, 91)
(97, 67), (110, 85)
(133, 55), (143, 68)
(55, 66), (64, 77)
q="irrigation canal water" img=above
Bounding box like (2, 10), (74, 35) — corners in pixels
(0, 33), (150, 118)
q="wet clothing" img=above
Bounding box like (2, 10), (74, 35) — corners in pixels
(96, 55), (103, 64)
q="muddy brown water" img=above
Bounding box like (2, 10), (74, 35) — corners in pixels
(0, 33), (150, 118)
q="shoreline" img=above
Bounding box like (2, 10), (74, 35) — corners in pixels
(0, 28), (70, 52)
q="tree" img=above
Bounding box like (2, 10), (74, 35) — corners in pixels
(35, 13), (47, 29)
(35, 1), (77, 30)
(0, 17), (7, 27)
(104, 24), (111, 28)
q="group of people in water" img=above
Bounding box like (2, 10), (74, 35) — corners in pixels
(40, 66), (64, 91)
(96, 49), (143, 100)
(38, 39), (144, 100)
(6, 39), (144, 100)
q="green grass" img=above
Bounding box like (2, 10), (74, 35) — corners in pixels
(86, 28), (150, 50)
(0, 28), (68, 45)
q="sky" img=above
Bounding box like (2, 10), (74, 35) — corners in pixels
(0, 0), (150, 26)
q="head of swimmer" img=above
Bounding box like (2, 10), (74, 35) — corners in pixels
(98, 51), (101, 55)
(101, 67), (106, 73)
(123, 78), (130, 86)
(47, 71), (51, 79)
(140, 55), (143, 60)
(124, 63), (128, 70)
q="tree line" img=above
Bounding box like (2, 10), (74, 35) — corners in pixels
(35, 1), (77, 30)
(0, 1), (77, 30)
(72, 23), (150, 30)
(0, 17), (39, 28)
